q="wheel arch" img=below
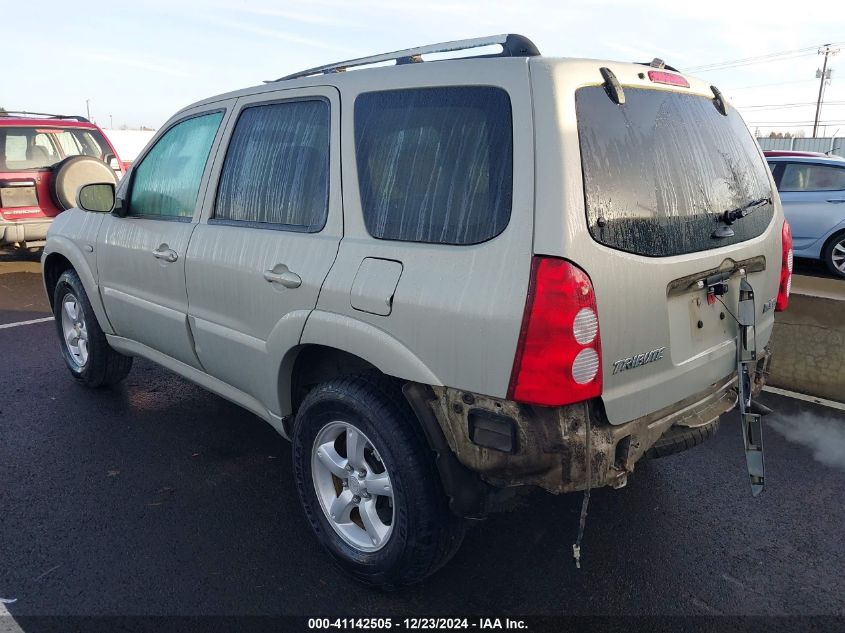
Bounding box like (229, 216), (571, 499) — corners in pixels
(820, 226), (845, 268)
(41, 238), (113, 334)
(280, 310), (442, 419)
(283, 344), (380, 416)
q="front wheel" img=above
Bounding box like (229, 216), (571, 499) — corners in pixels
(292, 374), (464, 588)
(52, 269), (133, 387)
(823, 231), (845, 278)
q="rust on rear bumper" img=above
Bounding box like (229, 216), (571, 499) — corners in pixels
(425, 374), (740, 494)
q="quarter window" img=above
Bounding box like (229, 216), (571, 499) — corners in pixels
(215, 100), (329, 231)
(128, 111), (223, 219)
(354, 86), (513, 245)
(779, 163), (845, 191)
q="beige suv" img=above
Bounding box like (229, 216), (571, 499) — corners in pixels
(42, 34), (792, 587)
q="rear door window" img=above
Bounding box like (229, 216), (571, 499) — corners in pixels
(779, 163), (845, 191)
(354, 86), (513, 245)
(576, 87), (775, 257)
(214, 100), (330, 231)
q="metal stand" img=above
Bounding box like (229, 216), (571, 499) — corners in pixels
(735, 277), (765, 496)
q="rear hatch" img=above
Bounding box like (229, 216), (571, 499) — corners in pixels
(530, 60), (783, 425)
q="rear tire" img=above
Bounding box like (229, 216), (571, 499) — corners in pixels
(822, 231), (845, 279)
(292, 373), (464, 588)
(644, 418), (720, 459)
(53, 269), (132, 387)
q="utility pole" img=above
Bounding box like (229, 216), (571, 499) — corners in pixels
(85, 98), (91, 121)
(813, 45), (839, 138)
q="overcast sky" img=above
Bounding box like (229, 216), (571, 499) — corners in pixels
(5, 0), (845, 136)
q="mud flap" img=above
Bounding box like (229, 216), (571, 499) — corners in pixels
(736, 277), (765, 496)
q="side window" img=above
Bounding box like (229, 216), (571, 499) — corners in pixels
(33, 133), (59, 162)
(354, 86), (513, 245)
(55, 131), (83, 157)
(4, 134), (27, 162)
(128, 111), (223, 219)
(215, 100), (329, 231)
(768, 162), (784, 188)
(780, 163), (845, 192)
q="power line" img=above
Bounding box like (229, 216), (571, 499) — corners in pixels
(737, 101), (845, 111)
(684, 45), (819, 71)
(746, 120), (845, 125)
(723, 78), (817, 92)
(688, 51), (819, 73)
(684, 41), (845, 72)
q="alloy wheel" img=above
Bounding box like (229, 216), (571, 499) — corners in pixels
(60, 293), (89, 368)
(311, 421), (395, 552)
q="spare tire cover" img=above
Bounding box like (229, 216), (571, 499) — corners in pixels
(51, 156), (117, 211)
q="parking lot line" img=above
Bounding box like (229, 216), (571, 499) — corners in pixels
(763, 385), (845, 412)
(0, 316), (54, 330)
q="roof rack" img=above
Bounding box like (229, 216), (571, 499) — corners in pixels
(271, 33), (540, 82)
(0, 110), (90, 123)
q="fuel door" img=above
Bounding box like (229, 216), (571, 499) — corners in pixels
(350, 258), (403, 316)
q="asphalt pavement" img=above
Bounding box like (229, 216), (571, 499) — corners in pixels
(1, 252), (844, 621)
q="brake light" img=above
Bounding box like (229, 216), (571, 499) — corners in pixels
(508, 257), (602, 407)
(776, 220), (793, 312)
(647, 70), (690, 88)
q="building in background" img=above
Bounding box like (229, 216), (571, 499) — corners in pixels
(757, 136), (844, 158)
(99, 129), (156, 167)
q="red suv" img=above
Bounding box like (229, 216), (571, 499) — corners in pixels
(0, 112), (124, 248)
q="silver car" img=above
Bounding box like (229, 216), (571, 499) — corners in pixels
(766, 152), (845, 277)
(41, 34), (790, 587)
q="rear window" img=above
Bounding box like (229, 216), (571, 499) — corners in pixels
(576, 87), (774, 257)
(0, 126), (111, 171)
(354, 86), (513, 245)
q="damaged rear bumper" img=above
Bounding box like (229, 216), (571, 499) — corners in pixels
(405, 353), (769, 516)
(428, 376), (738, 494)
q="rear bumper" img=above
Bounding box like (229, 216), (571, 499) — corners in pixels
(423, 377), (738, 496)
(0, 218), (52, 245)
(408, 351), (771, 512)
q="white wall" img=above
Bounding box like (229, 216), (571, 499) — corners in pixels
(100, 129), (156, 162)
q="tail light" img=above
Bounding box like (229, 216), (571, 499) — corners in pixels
(776, 220), (793, 312)
(508, 257), (602, 407)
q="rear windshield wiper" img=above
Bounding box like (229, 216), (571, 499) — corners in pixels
(712, 197), (771, 238)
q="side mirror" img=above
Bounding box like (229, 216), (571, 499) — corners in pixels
(76, 182), (116, 213)
(108, 156), (121, 171)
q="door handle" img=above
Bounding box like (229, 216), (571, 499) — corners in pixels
(263, 267), (302, 288)
(152, 246), (178, 263)
(827, 199), (845, 204)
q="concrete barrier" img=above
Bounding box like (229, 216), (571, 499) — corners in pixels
(767, 275), (845, 403)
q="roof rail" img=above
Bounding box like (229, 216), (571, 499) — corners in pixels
(270, 33), (540, 82)
(0, 110), (90, 123)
